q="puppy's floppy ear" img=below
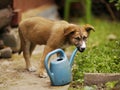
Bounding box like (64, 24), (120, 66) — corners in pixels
(84, 24), (95, 33)
(64, 24), (76, 36)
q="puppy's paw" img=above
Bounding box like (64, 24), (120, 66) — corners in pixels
(39, 72), (47, 78)
(28, 66), (36, 72)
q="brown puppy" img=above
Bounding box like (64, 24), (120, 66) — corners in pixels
(18, 17), (94, 77)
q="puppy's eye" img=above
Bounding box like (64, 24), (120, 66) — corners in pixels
(75, 37), (80, 40)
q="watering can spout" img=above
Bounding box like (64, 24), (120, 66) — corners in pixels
(69, 48), (78, 67)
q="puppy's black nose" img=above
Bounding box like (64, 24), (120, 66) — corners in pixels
(77, 47), (86, 52)
(81, 48), (85, 51)
(79, 48), (85, 52)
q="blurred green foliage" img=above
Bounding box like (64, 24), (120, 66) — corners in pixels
(72, 18), (120, 84)
(109, 0), (120, 10)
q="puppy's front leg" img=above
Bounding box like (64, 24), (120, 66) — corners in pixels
(39, 46), (54, 78)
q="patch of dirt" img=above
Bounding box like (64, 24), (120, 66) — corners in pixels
(0, 46), (69, 90)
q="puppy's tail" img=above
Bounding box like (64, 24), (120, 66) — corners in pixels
(18, 27), (24, 54)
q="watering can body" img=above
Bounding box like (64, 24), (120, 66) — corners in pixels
(44, 48), (78, 86)
(50, 57), (72, 85)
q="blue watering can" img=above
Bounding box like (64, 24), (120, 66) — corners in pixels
(44, 48), (78, 86)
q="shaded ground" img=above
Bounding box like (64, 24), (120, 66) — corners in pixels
(0, 46), (69, 90)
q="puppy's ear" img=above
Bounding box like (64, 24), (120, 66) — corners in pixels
(64, 24), (76, 36)
(84, 24), (95, 33)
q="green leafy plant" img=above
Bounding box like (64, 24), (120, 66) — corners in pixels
(105, 81), (118, 89)
(71, 19), (120, 89)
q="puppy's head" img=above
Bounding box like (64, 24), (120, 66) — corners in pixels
(64, 24), (95, 52)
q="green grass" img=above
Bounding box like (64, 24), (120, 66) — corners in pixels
(70, 18), (120, 89)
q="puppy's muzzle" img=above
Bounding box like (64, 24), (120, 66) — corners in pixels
(77, 41), (86, 52)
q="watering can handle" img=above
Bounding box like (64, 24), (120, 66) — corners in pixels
(44, 49), (67, 81)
